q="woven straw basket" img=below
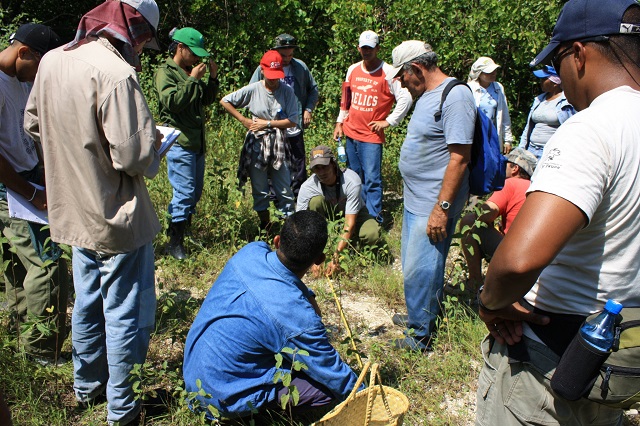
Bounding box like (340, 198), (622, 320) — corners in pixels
(314, 362), (409, 426)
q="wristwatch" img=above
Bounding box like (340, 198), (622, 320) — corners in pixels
(267, 121), (272, 128)
(477, 285), (500, 313)
(439, 200), (451, 211)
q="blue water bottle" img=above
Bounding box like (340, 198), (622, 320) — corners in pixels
(551, 299), (623, 400)
(580, 299), (623, 351)
(337, 137), (347, 164)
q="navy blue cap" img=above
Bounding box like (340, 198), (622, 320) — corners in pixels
(530, 0), (640, 67)
(10, 23), (63, 55)
(532, 65), (559, 78)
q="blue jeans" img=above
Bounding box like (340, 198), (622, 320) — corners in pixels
(401, 208), (459, 346)
(248, 148), (294, 215)
(527, 143), (545, 161)
(71, 243), (156, 425)
(345, 138), (383, 221)
(167, 143), (205, 222)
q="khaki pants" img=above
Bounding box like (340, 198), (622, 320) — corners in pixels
(476, 334), (623, 426)
(1, 199), (69, 358)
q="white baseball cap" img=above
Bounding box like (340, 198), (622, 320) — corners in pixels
(121, 0), (160, 49)
(469, 57), (500, 81)
(389, 40), (433, 79)
(358, 30), (379, 48)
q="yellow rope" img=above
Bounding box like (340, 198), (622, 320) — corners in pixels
(326, 277), (363, 369)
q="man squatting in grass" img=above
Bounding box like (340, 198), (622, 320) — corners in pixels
(388, 40), (476, 352)
(0, 23), (68, 366)
(250, 33), (319, 198)
(475, 0), (640, 424)
(25, 0), (164, 424)
(456, 148), (538, 295)
(296, 145), (381, 277)
(183, 210), (361, 422)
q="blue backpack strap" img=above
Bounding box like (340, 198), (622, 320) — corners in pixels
(434, 79), (470, 121)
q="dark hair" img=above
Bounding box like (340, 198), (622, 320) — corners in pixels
(508, 161), (531, 179)
(168, 40), (179, 55)
(599, 6), (640, 66)
(279, 210), (328, 273)
(402, 50), (439, 73)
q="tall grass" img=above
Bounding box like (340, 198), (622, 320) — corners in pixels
(2, 118), (637, 425)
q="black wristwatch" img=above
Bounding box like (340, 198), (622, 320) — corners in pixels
(477, 285), (500, 313)
(439, 200), (451, 211)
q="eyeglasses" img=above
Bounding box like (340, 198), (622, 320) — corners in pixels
(551, 36), (610, 72)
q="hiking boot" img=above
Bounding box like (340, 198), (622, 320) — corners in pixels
(391, 336), (433, 353)
(166, 221), (187, 260)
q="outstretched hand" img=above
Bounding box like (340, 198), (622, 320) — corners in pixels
(478, 301), (550, 346)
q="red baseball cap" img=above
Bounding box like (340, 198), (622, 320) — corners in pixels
(260, 50), (285, 79)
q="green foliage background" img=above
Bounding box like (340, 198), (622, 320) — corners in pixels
(3, 0), (563, 134)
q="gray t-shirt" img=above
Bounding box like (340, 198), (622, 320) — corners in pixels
(222, 81), (299, 125)
(399, 78), (475, 215)
(296, 168), (364, 215)
(529, 99), (560, 147)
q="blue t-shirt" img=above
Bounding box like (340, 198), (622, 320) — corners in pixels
(183, 242), (358, 418)
(399, 78), (475, 215)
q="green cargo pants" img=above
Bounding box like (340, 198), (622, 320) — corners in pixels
(0, 199), (69, 358)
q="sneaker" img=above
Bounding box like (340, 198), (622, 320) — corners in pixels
(391, 313), (409, 327)
(391, 336), (433, 353)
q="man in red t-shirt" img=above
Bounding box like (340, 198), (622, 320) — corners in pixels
(457, 148), (538, 293)
(333, 30), (412, 223)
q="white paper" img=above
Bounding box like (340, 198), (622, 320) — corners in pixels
(157, 125), (181, 156)
(7, 183), (48, 225)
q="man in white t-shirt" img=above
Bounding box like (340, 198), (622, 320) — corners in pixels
(475, 0), (640, 424)
(0, 23), (67, 365)
(297, 145), (380, 277)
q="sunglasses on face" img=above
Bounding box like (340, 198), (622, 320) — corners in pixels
(551, 36), (610, 72)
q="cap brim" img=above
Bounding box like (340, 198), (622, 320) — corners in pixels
(263, 69), (285, 79)
(388, 65), (403, 80)
(530, 41), (559, 68)
(532, 70), (551, 78)
(145, 37), (160, 51)
(359, 42), (377, 48)
(310, 157), (331, 168)
(483, 64), (500, 73)
(190, 46), (210, 57)
(274, 45), (298, 49)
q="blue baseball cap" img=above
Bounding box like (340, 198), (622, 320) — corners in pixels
(530, 0), (640, 67)
(532, 65), (559, 78)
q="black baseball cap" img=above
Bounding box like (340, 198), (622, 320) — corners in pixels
(530, 0), (640, 67)
(10, 23), (63, 55)
(273, 34), (298, 49)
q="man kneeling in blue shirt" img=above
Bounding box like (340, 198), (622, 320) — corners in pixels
(183, 210), (360, 421)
